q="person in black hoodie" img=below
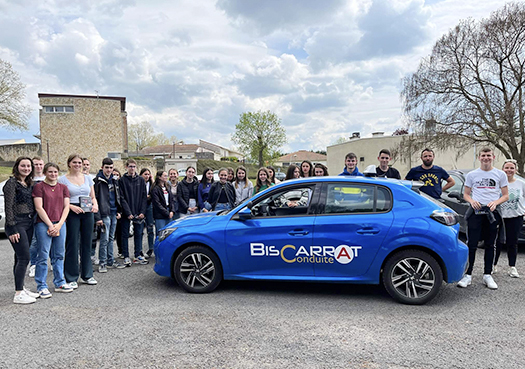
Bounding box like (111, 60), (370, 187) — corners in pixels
(119, 159), (148, 266)
(207, 168), (236, 211)
(140, 168), (155, 258)
(177, 166), (200, 217)
(151, 171), (176, 236)
(94, 158), (125, 272)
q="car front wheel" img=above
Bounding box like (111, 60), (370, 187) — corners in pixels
(383, 250), (443, 305)
(174, 246), (223, 293)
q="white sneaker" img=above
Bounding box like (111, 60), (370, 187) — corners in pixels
(38, 288), (52, 299)
(493, 265), (498, 273)
(509, 267), (520, 278)
(457, 274), (472, 288)
(69, 282), (79, 289)
(23, 287), (39, 299)
(483, 274), (498, 289)
(14, 291), (37, 304)
(28, 265), (36, 278)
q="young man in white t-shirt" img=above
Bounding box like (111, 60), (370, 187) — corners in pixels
(458, 148), (509, 289)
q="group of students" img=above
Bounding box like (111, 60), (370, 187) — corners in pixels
(339, 147), (523, 290)
(5, 146), (523, 304)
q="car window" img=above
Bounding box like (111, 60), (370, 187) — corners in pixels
(442, 174), (463, 194)
(251, 186), (314, 217)
(322, 184), (391, 214)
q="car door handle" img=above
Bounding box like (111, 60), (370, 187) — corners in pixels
(356, 227), (380, 235)
(288, 230), (309, 236)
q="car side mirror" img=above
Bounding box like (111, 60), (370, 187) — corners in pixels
(235, 207), (252, 221)
(449, 191), (463, 200)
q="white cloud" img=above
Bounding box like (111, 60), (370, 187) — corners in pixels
(0, 0), (509, 153)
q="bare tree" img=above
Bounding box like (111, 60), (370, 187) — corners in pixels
(402, 2), (525, 172)
(0, 59), (31, 131)
(128, 121), (176, 153)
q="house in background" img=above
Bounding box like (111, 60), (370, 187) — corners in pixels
(38, 93), (127, 170)
(275, 150), (327, 168)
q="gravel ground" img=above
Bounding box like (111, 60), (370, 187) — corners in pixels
(1, 234), (524, 368)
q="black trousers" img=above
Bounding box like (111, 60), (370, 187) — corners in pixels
(466, 212), (501, 275)
(495, 216), (523, 267)
(64, 211), (94, 283)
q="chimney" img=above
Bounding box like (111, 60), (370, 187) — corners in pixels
(372, 132), (384, 137)
(350, 132), (360, 140)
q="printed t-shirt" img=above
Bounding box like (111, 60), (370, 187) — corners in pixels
(405, 165), (450, 199)
(464, 168), (508, 204)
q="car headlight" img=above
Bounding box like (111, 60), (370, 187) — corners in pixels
(158, 227), (177, 242)
(430, 211), (458, 226)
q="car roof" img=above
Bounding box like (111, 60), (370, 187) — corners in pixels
(272, 175), (415, 190)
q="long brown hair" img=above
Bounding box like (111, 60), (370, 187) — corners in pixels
(12, 156), (34, 186)
(255, 167), (271, 192)
(234, 166), (249, 189)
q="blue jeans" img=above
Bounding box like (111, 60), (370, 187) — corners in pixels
(121, 218), (145, 258)
(154, 218), (170, 236)
(215, 203), (231, 211)
(29, 232), (38, 266)
(98, 214), (117, 266)
(35, 222), (67, 290)
(145, 204), (155, 252)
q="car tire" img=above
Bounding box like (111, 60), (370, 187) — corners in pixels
(382, 249), (443, 305)
(173, 245), (223, 293)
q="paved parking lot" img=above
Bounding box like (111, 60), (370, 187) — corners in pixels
(1, 234), (524, 368)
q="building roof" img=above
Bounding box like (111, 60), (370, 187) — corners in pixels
(38, 93), (126, 111)
(277, 150), (327, 163)
(0, 139), (26, 146)
(142, 144), (200, 155)
(199, 139), (243, 156)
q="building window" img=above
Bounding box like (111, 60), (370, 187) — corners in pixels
(43, 106), (74, 113)
(360, 157), (365, 162)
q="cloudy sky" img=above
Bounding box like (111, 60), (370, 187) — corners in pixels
(0, 0), (506, 153)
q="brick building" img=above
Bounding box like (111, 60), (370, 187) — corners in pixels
(38, 93), (127, 171)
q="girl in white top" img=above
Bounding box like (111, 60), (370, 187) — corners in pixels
(494, 159), (525, 278)
(58, 153), (99, 287)
(233, 166), (253, 206)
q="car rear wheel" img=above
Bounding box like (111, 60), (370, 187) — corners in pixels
(174, 246), (222, 293)
(383, 250), (442, 305)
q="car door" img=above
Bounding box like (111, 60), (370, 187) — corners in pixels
(312, 182), (394, 277)
(224, 183), (318, 277)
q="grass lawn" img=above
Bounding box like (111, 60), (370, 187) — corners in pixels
(0, 166), (11, 182)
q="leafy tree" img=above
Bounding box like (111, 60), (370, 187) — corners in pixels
(232, 110), (286, 167)
(0, 59), (31, 131)
(128, 121), (177, 152)
(402, 3), (525, 172)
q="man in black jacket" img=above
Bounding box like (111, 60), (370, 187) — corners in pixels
(119, 159), (148, 266)
(94, 158), (126, 272)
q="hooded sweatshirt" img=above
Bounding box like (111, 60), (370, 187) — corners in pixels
(338, 167), (364, 176)
(119, 172), (147, 218)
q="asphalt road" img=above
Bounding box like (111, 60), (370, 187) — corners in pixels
(1, 234), (524, 369)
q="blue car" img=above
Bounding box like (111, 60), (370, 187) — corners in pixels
(154, 176), (468, 305)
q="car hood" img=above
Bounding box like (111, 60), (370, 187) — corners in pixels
(170, 211), (218, 227)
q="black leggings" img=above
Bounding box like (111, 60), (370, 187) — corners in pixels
(495, 216), (523, 267)
(9, 216), (34, 291)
